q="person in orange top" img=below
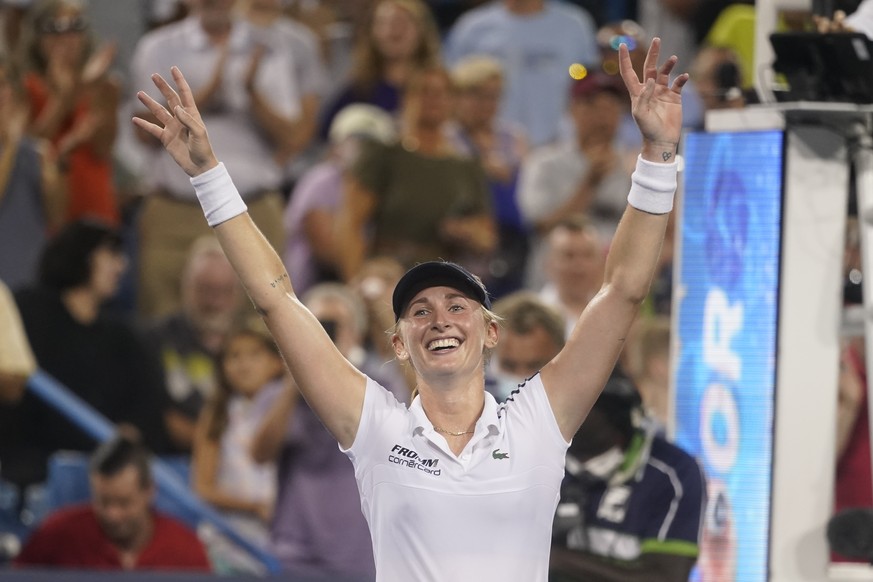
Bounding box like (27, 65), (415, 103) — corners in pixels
(18, 0), (120, 226)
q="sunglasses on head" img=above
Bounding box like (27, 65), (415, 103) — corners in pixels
(39, 15), (88, 34)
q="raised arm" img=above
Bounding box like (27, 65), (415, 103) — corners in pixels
(132, 68), (366, 449)
(540, 38), (688, 441)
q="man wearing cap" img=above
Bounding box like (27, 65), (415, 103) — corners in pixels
(518, 70), (633, 290)
(134, 37), (688, 581)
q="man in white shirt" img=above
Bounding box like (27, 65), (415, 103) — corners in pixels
(131, 0), (300, 318)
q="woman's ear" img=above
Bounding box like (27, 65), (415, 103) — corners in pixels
(392, 333), (409, 361)
(484, 320), (499, 350)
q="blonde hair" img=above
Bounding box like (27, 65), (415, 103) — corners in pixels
(451, 55), (503, 91)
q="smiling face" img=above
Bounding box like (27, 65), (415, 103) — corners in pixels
(393, 286), (498, 382)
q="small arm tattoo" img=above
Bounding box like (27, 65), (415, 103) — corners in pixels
(269, 273), (289, 288)
(662, 152), (673, 162)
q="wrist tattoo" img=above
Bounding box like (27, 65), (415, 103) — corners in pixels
(662, 151), (673, 162)
(270, 273), (289, 288)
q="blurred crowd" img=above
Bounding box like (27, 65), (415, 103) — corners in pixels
(1, 0), (862, 579)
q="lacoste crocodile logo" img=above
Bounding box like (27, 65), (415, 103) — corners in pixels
(492, 449), (509, 460)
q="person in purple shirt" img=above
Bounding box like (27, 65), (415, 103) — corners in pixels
(250, 282), (407, 580)
(282, 104), (396, 298)
(317, 0), (441, 139)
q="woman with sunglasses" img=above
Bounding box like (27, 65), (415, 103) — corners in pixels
(19, 0), (119, 227)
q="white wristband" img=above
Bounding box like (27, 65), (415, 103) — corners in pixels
(190, 162), (248, 227)
(627, 155), (678, 215)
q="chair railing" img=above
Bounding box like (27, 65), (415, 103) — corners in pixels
(25, 369), (282, 574)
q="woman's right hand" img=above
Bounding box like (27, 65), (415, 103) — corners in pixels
(133, 67), (219, 177)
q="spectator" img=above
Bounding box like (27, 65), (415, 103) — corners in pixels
(538, 215), (606, 338)
(0, 279), (36, 404)
(349, 255), (415, 398)
(449, 54), (529, 298)
(0, 52), (64, 292)
(241, 0), (329, 177)
(550, 376), (706, 581)
(19, 0), (120, 227)
(10, 220), (171, 488)
(445, 0), (599, 147)
(623, 315), (671, 431)
(14, 436), (210, 571)
(252, 282), (409, 579)
(318, 0), (441, 138)
(337, 65), (496, 279)
(131, 0), (295, 318)
(283, 0), (370, 101)
(687, 44), (745, 121)
(149, 236), (245, 454)
(283, 103), (396, 297)
(636, 0), (699, 82)
(192, 318), (283, 573)
(0, 278), (38, 531)
(830, 305), (872, 563)
(489, 291), (565, 401)
(518, 72), (631, 290)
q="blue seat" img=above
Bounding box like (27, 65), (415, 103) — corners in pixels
(43, 451), (91, 513)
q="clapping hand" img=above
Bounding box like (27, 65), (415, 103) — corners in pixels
(133, 67), (218, 177)
(619, 37), (688, 158)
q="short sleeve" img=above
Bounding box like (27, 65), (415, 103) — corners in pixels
(640, 452), (706, 556)
(342, 377), (406, 461)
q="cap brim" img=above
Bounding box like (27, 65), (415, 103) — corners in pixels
(392, 262), (490, 320)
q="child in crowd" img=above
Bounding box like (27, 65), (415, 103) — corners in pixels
(191, 319), (286, 574)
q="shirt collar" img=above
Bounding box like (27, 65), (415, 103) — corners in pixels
(408, 390), (501, 438)
(183, 15), (250, 51)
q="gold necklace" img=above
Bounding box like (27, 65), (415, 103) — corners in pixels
(433, 425), (475, 437)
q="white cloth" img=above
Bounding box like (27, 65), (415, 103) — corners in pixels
(130, 16), (301, 199)
(217, 381), (280, 507)
(344, 374), (569, 582)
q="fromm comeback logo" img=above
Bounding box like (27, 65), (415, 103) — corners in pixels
(389, 445), (441, 476)
(492, 449), (510, 460)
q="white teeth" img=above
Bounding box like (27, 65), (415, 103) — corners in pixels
(428, 338), (460, 351)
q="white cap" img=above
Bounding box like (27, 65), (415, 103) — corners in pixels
(328, 104), (397, 145)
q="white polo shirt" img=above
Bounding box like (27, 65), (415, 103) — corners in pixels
(344, 373), (569, 581)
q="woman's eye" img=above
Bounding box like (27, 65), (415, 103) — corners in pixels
(449, 304), (464, 312)
(414, 309), (428, 316)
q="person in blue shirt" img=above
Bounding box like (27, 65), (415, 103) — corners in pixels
(445, 0), (600, 147)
